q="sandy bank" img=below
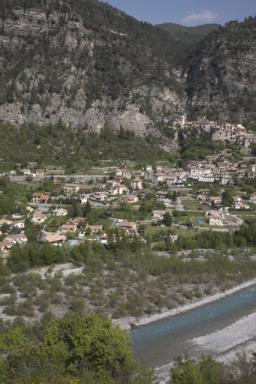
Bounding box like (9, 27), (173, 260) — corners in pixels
(192, 311), (256, 360)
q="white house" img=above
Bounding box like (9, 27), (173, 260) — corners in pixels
(52, 208), (68, 217)
(131, 177), (143, 190)
(13, 221), (25, 230)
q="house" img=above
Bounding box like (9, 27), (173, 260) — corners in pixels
(22, 168), (31, 176)
(32, 211), (47, 224)
(209, 196), (222, 206)
(44, 233), (66, 246)
(206, 210), (243, 227)
(0, 233), (28, 251)
(63, 184), (80, 196)
(106, 180), (128, 196)
(122, 195), (139, 204)
(206, 210), (224, 226)
(145, 165), (153, 173)
(88, 225), (103, 235)
(157, 191), (168, 199)
(153, 210), (168, 222)
(233, 196), (250, 210)
(131, 177), (143, 190)
(0, 238), (14, 252)
(209, 216), (224, 227)
(122, 169), (132, 179)
(35, 169), (45, 177)
(32, 192), (50, 204)
(13, 221), (25, 229)
(99, 233), (108, 245)
(80, 194), (90, 204)
(52, 208), (68, 217)
(59, 224), (78, 235)
(222, 215), (244, 227)
(32, 192), (43, 204)
(247, 164), (256, 179)
(116, 220), (137, 235)
(250, 192), (256, 204)
(90, 192), (108, 202)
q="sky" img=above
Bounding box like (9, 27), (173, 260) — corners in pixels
(102, 0), (256, 26)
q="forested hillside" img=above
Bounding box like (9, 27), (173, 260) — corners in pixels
(0, 122), (171, 171)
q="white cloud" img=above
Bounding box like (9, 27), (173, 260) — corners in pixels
(182, 10), (218, 25)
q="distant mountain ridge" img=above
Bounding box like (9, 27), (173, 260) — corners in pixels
(157, 23), (220, 45)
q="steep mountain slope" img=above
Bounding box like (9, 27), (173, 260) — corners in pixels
(0, 1), (256, 139)
(0, 0), (184, 137)
(158, 23), (220, 46)
(185, 17), (256, 128)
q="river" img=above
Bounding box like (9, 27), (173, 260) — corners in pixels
(131, 284), (256, 368)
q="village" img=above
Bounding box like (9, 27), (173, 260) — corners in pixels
(0, 119), (256, 323)
(180, 116), (255, 149)
(1, 148), (256, 254)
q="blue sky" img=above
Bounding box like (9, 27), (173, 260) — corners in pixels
(102, 0), (256, 26)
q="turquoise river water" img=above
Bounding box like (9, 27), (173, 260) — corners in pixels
(131, 284), (256, 367)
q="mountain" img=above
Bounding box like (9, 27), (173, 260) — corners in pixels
(157, 23), (220, 46)
(0, 0), (256, 141)
(185, 17), (256, 128)
(0, 0), (185, 139)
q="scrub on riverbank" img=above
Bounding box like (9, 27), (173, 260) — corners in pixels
(114, 277), (256, 330)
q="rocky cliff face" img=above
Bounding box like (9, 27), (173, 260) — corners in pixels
(0, 1), (184, 139)
(185, 18), (256, 129)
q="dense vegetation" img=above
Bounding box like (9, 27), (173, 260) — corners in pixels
(179, 133), (225, 161)
(0, 123), (171, 171)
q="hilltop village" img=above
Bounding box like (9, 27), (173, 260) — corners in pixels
(180, 116), (255, 149)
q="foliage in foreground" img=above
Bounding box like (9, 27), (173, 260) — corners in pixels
(0, 313), (153, 384)
(0, 313), (256, 384)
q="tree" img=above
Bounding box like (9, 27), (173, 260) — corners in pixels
(251, 143), (256, 156)
(69, 200), (81, 218)
(163, 212), (173, 226)
(221, 190), (234, 207)
(83, 201), (91, 218)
